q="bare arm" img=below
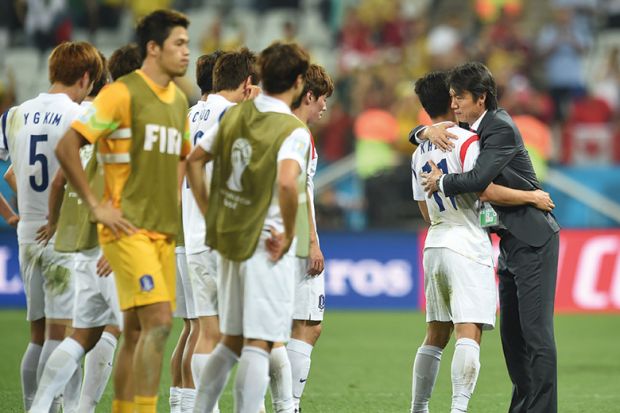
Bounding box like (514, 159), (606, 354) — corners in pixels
(56, 129), (136, 237)
(4, 165), (16, 193)
(417, 201), (430, 224)
(186, 145), (213, 216)
(35, 169), (66, 245)
(0, 192), (18, 227)
(306, 184), (324, 276)
(56, 130), (98, 209)
(178, 156), (186, 201)
(479, 183), (555, 212)
(267, 159), (301, 262)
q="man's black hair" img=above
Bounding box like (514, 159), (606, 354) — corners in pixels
(448, 62), (498, 110)
(414, 71), (450, 118)
(196, 50), (225, 95)
(135, 9), (189, 60)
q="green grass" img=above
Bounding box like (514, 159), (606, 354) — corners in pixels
(0, 310), (619, 412)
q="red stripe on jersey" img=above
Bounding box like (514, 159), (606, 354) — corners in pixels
(310, 132), (317, 160)
(460, 135), (479, 168)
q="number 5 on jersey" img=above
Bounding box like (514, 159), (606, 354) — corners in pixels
(29, 134), (49, 192)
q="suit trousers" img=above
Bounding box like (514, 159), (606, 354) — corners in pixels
(497, 230), (559, 413)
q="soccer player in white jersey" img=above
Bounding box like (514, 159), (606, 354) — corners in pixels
(173, 49), (257, 413)
(266, 64), (333, 413)
(0, 41), (103, 412)
(169, 51), (223, 413)
(410, 71), (555, 413)
(30, 46), (144, 413)
(187, 41), (310, 413)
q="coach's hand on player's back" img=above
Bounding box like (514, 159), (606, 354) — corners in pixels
(92, 200), (137, 238)
(530, 189), (555, 212)
(266, 227), (293, 262)
(422, 122), (458, 152)
(421, 160), (443, 195)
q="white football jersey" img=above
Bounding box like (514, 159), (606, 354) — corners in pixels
(411, 126), (492, 266)
(183, 94), (236, 254)
(0, 93), (84, 243)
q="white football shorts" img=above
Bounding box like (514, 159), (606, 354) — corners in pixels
(292, 257), (325, 321)
(423, 247), (496, 330)
(186, 248), (218, 317)
(218, 233), (295, 342)
(174, 247), (197, 319)
(19, 242), (75, 321)
(72, 247), (122, 329)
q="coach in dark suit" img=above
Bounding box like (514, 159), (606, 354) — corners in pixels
(416, 62), (560, 413)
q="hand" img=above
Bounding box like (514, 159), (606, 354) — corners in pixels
(92, 201), (137, 238)
(7, 214), (19, 228)
(244, 85), (261, 101)
(530, 190), (555, 212)
(35, 221), (57, 246)
(96, 255), (113, 277)
(422, 123), (458, 152)
(420, 160), (443, 195)
(307, 242), (324, 276)
(265, 227), (293, 262)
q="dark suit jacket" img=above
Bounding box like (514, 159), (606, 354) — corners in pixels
(441, 109), (560, 247)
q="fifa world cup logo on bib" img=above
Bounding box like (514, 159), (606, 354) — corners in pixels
(226, 138), (252, 192)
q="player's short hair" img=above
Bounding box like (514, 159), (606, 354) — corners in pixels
(414, 71), (450, 118)
(108, 43), (142, 81)
(291, 64), (334, 109)
(448, 62), (498, 110)
(195, 51), (225, 95)
(48, 41), (103, 87)
(89, 51), (109, 97)
(212, 48), (257, 93)
(136, 9), (190, 60)
(258, 42), (309, 95)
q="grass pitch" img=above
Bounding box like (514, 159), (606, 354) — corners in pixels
(0, 310), (618, 412)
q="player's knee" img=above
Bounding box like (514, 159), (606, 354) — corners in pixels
(309, 322), (322, 343)
(143, 323), (172, 353)
(104, 324), (122, 339)
(72, 327), (104, 351)
(424, 327), (452, 349)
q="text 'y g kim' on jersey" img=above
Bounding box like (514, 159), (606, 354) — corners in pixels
(411, 126), (493, 267)
(0, 93), (84, 244)
(70, 70), (191, 242)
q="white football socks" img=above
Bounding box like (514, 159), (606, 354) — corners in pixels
(180, 387), (196, 413)
(20, 342), (42, 411)
(30, 338), (85, 413)
(234, 346), (270, 413)
(269, 346), (294, 413)
(37, 339), (62, 382)
(63, 362), (83, 413)
(170, 386), (182, 413)
(194, 343), (238, 413)
(451, 338), (480, 413)
(77, 331), (117, 413)
(191, 353), (210, 389)
(287, 338), (313, 409)
(411, 345), (443, 413)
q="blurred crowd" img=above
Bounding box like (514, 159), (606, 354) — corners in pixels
(1, 0), (620, 229)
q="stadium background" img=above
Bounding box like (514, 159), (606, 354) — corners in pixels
(0, 0), (619, 411)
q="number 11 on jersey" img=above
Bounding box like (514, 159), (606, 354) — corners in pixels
(421, 158), (457, 212)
